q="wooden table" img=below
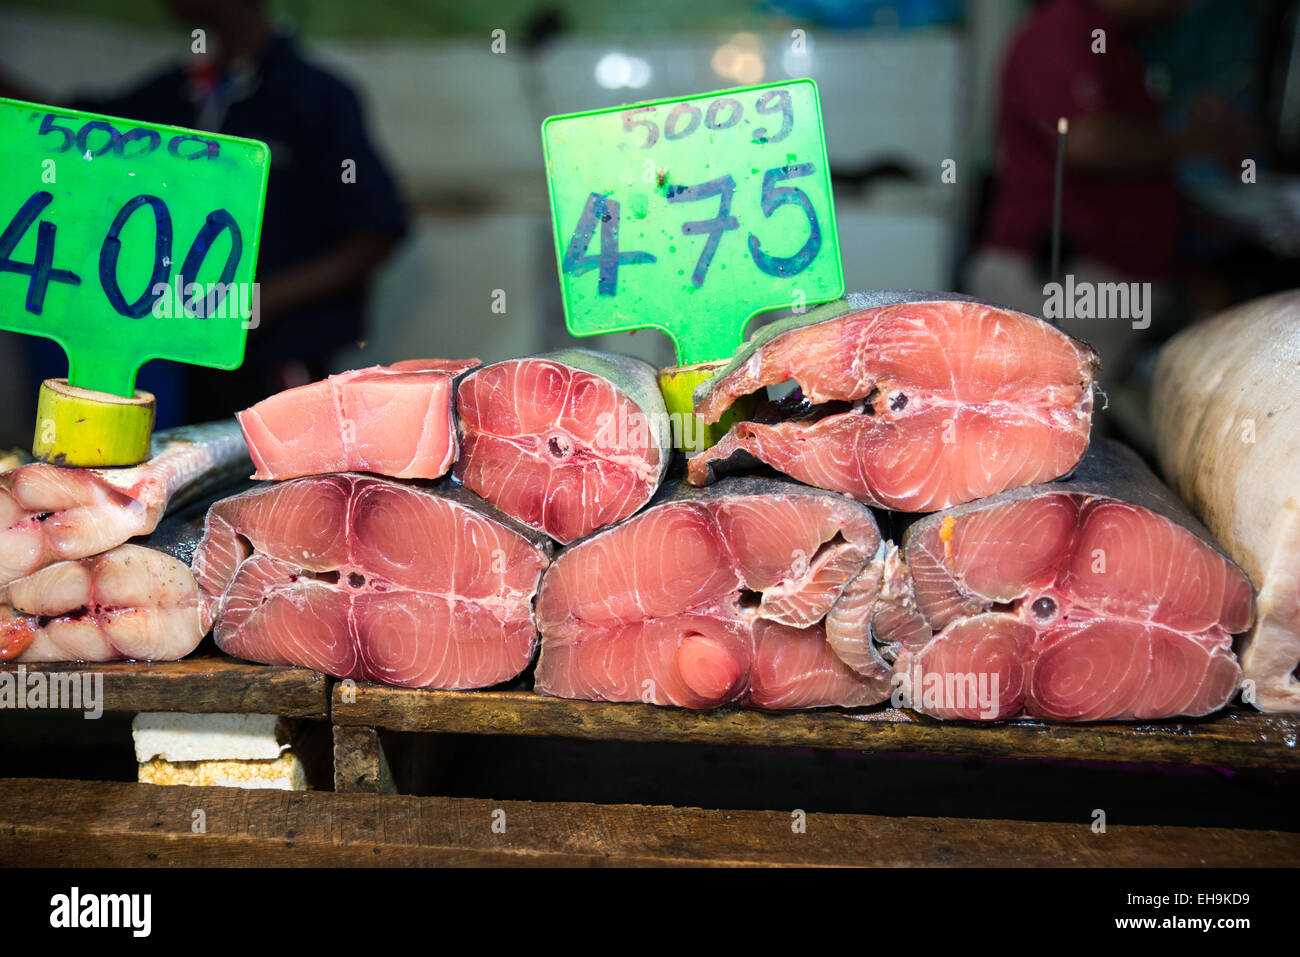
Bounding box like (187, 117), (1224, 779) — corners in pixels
(2, 659), (1297, 866)
(332, 684), (1300, 773)
(0, 656), (329, 719)
(3, 777), (1296, 867)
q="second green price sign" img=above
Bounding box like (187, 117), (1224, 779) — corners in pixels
(542, 79), (845, 366)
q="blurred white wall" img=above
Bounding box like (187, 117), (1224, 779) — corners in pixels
(1, 9), (971, 378)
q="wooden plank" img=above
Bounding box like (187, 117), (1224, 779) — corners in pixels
(0, 778), (1294, 867)
(331, 726), (395, 794)
(332, 685), (1300, 770)
(0, 656), (329, 719)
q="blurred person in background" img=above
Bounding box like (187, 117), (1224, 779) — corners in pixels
(966, 0), (1251, 397)
(0, 0), (407, 424)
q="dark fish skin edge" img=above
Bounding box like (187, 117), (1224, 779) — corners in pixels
(151, 419), (255, 515)
(139, 481), (258, 566)
(685, 446), (776, 490)
(453, 348), (672, 490)
(900, 437), (1253, 593)
(692, 290), (1101, 408)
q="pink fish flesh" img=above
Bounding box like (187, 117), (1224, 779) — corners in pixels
(238, 359), (480, 481)
(193, 474), (551, 689)
(688, 292), (1098, 512)
(892, 440), (1253, 721)
(535, 475), (908, 710)
(0, 421), (249, 588)
(1, 545), (210, 663)
(455, 350), (671, 544)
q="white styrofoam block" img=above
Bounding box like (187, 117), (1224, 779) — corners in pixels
(131, 713), (291, 763)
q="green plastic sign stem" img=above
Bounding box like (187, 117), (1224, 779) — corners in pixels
(542, 79), (844, 366)
(0, 98), (270, 397)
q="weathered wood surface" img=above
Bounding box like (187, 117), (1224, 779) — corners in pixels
(331, 685), (1300, 770)
(331, 726), (395, 794)
(0, 657), (329, 719)
(1, 778), (1294, 867)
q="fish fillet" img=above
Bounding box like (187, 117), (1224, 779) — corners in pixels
(535, 475), (897, 710)
(193, 474), (551, 689)
(894, 439), (1252, 721)
(0, 501), (217, 662)
(237, 359), (479, 481)
(688, 291), (1098, 512)
(1153, 290), (1300, 713)
(1, 546), (209, 663)
(0, 421), (250, 588)
(455, 350), (671, 544)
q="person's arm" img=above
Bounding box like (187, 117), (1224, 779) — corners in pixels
(1068, 99), (1251, 173)
(256, 230), (398, 320)
(1004, 28), (1252, 177)
(1066, 115), (1180, 171)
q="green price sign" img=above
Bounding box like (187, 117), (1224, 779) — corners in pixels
(0, 98), (270, 397)
(542, 79), (844, 365)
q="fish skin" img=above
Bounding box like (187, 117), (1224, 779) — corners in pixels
(688, 291), (1098, 512)
(534, 473), (896, 710)
(454, 349), (671, 543)
(894, 438), (1254, 722)
(143, 421), (254, 513)
(0, 420), (250, 588)
(1153, 290), (1300, 713)
(194, 474), (551, 689)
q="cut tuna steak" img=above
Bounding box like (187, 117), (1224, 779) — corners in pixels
(193, 474), (551, 689)
(455, 350), (671, 544)
(0, 421), (250, 588)
(688, 292), (1098, 512)
(535, 475), (899, 710)
(237, 359), (479, 481)
(1153, 290), (1300, 713)
(893, 439), (1253, 721)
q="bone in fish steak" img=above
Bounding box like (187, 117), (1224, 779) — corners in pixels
(454, 349), (671, 544)
(892, 439), (1252, 721)
(688, 291), (1098, 512)
(193, 474), (551, 689)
